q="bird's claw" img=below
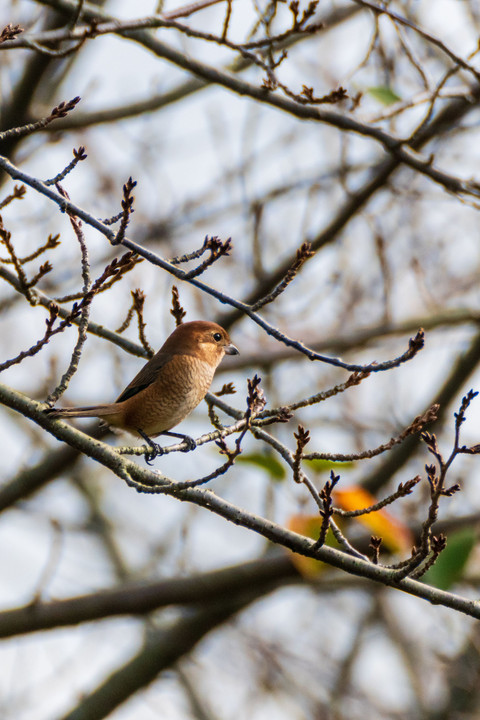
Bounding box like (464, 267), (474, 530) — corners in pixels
(181, 436), (197, 453)
(144, 442), (164, 465)
(138, 429), (196, 462)
(137, 429), (164, 464)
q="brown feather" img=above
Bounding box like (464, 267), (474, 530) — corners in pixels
(44, 320), (238, 440)
(115, 353), (171, 403)
(45, 404), (122, 418)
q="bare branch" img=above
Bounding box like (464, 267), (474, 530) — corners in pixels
(112, 177), (137, 245)
(170, 285), (186, 326)
(0, 23), (23, 44)
(252, 241), (315, 311)
(0, 97), (81, 142)
(45, 147), (87, 186)
(0, 184), (26, 210)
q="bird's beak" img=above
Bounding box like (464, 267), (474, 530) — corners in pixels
(224, 343), (239, 355)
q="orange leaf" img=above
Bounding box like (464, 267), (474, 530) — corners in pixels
(287, 486), (412, 577)
(287, 514), (337, 577)
(334, 486), (412, 554)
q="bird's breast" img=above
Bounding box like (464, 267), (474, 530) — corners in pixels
(120, 356), (217, 437)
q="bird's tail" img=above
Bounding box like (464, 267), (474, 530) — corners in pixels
(45, 404), (117, 419)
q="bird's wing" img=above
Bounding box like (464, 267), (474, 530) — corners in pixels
(115, 352), (172, 403)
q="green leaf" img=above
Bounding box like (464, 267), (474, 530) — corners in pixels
(304, 458), (355, 472)
(367, 86), (401, 105)
(423, 528), (476, 590)
(237, 452), (286, 481)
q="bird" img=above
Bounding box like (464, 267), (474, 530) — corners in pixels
(45, 320), (239, 462)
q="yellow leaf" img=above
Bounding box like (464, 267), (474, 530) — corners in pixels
(334, 486), (412, 554)
(287, 514), (338, 577)
(287, 486), (412, 577)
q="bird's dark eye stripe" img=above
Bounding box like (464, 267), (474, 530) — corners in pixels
(213, 332), (222, 341)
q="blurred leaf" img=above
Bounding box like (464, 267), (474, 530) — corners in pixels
(335, 486), (413, 554)
(368, 85), (401, 105)
(423, 528), (476, 590)
(287, 514), (340, 577)
(304, 458), (355, 471)
(236, 452), (286, 480)
(288, 486), (414, 578)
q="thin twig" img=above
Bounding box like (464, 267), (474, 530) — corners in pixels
(304, 405), (439, 462)
(0, 97), (81, 142)
(0, 184), (26, 210)
(46, 185), (92, 405)
(0, 156), (428, 374)
(183, 236), (232, 279)
(334, 477), (421, 518)
(251, 241), (315, 311)
(352, 0), (480, 84)
(0, 234), (60, 265)
(315, 470), (340, 548)
(0, 304), (80, 372)
(45, 146), (87, 186)
(0, 216), (35, 303)
(112, 177), (136, 245)
(0, 24), (23, 43)
(131, 289), (155, 356)
(170, 285), (186, 326)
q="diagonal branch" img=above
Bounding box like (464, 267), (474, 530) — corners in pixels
(2, 381), (480, 619)
(0, 155), (426, 375)
(20, 0), (480, 199)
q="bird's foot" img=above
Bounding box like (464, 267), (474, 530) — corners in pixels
(181, 435), (197, 453)
(138, 430), (164, 465)
(161, 431), (197, 453)
(144, 443), (164, 465)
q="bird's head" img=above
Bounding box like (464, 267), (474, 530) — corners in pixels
(161, 321), (239, 366)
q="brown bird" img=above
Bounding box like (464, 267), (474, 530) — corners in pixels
(45, 321), (239, 462)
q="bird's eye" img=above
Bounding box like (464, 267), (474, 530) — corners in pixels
(213, 332), (222, 342)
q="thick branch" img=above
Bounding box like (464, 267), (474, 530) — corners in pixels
(0, 554), (297, 639)
(0, 155), (425, 374)
(24, 0), (480, 198)
(1, 381), (480, 619)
